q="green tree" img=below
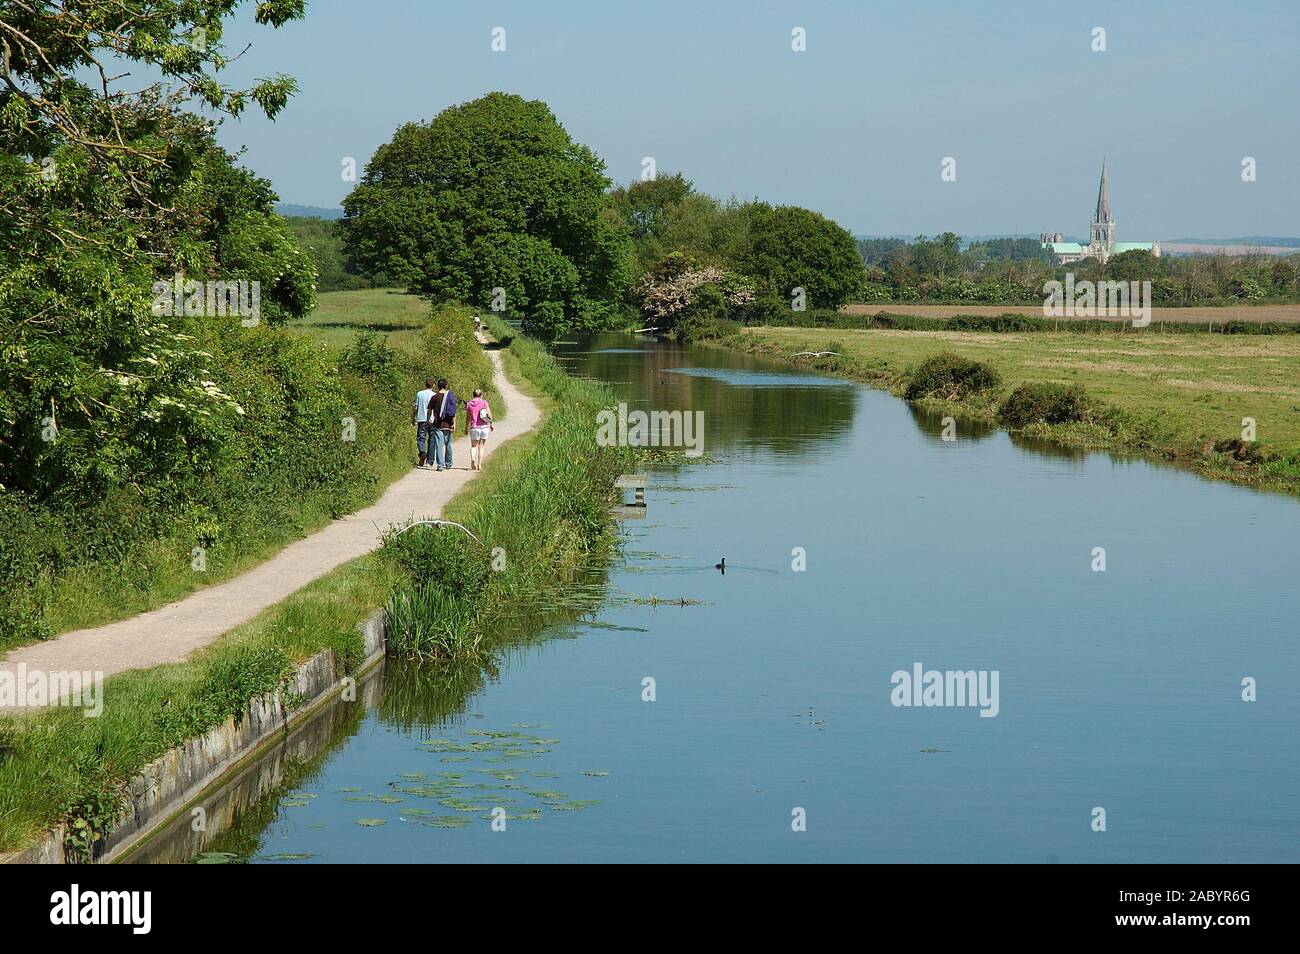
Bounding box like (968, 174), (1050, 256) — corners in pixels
(608, 172), (695, 242)
(0, 1), (311, 497)
(340, 93), (634, 339)
(735, 203), (864, 308)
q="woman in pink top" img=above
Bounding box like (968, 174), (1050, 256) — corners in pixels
(465, 388), (494, 471)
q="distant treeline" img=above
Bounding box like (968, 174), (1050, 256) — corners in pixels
(284, 216), (386, 292)
(852, 232), (1300, 306)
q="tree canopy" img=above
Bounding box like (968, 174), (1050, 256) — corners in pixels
(735, 203), (864, 308)
(340, 92), (634, 339)
(0, 0), (315, 498)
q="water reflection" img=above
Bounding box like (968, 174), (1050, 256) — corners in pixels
(906, 404), (999, 444)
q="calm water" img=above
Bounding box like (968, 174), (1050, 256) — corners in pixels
(139, 334), (1300, 863)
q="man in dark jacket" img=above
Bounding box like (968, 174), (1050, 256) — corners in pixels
(428, 378), (458, 471)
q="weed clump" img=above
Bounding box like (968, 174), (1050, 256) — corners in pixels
(998, 383), (1093, 428)
(904, 352), (1002, 401)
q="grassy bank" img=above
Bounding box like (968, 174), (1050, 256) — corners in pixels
(0, 314), (627, 858)
(728, 325), (1300, 496)
(381, 316), (633, 656)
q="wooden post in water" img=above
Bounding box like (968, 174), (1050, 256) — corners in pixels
(614, 474), (647, 520)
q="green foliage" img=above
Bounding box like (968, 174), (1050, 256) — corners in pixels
(1212, 438), (1281, 465)
(383, 525), (491, 594)
(633, 256), (757, 338)
(735, 204), (865, 308)
(998, 383), (1093, 428)
(0, 305), (426, 649)
(153, 646), (294, 741)
(339, 93), (635, 339)
(1, 1), (316, 500)
(384, 583), (482, 658)
(342, 330), (402, 397)
(904, 353), (1002, 401)
(61, 749), (127, 864)
(852, 233), (1300, 307)
(284, 216), (381, 292)
(416, 305), (500, 410)
(734, 306), (1300, 337)
(0, 0), (319, 604)
(605, 173), (752, 274)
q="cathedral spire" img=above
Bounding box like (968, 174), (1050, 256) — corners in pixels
(1095, 159), (1112, 224)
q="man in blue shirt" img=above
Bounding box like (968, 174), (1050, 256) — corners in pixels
(413, 378), (436, 469)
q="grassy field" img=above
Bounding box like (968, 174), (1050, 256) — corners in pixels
(291, 287), (431, 348)
(734, 325), (1300, 492)
(842, 302), (1300, 325)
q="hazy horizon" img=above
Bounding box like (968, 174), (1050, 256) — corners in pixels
(214, 0), (1298, 238)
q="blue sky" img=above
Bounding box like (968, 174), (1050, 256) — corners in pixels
(212, 0), (1299, 238)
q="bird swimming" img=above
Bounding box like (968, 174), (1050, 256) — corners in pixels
(715, 557), (726, 572)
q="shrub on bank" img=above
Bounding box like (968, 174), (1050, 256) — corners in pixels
(998, 383), (1093, 428)
(1212, 438), (1282, 464)
(904, 352), (1002, 401)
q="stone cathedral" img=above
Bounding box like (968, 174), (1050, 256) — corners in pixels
(1041, 162), (1161, 264)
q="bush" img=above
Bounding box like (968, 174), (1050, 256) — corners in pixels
(1212, 438), (1281, 464)
(998, 383), (1093, 428)
(342, 330), (402, 397)
(904, 352), (1002, 401)
(381, 524), (491, 596)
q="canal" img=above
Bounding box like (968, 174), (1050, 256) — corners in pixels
(133, 333), (1300, 863)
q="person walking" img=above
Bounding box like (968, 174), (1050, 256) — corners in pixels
(413, 377), (436, 469)
(465, 387), (494, 471)
(428, 378), (458, 471)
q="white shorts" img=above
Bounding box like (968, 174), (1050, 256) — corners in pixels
(470, 426), (491, 442)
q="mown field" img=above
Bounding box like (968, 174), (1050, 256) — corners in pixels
(842, 302), (1300, 325)
(291, 287), (431, 348)
(735, 325), (1300, 484)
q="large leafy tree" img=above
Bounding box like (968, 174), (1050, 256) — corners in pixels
(340, 92), (634, 339)
(607, 173), (751, 274)
(736, 203), (865, 308)
(0, 1), (313, 498)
